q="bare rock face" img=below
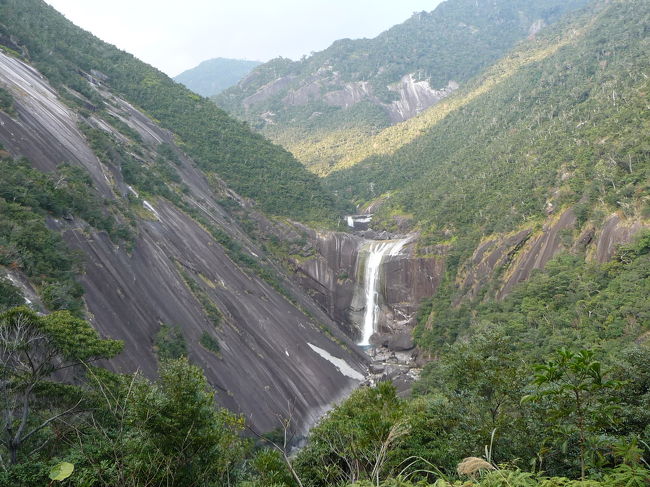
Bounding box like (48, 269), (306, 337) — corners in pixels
(386, 332), (416, 352)
(593, 214), (650, 263)
(0, 52), (368, 433)
(528, 19), (546, 39)
(460, 229), (532, 301)
(498, 209), (577, 298)
(379, 252), (445, 331)
(292, 233), (443, 346)
(56, 203), (367, 433)
(323, 81), (373, 109)
(283, 78), (325, 106)
(243, 75), (296, 108)
(0, 52), (114, 198)
(240, 64), (458, 127)
(457, 208), (649, 302)
(292, 231), (364, 335)
(386, 76), (459, 123)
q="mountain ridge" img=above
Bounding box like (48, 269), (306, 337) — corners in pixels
(0, 0), (649, 483)
(174, 57), (261, 97)
(0, 0), (337, 222)
(214, 0), (591, 174)
(0, 0), (366, 432)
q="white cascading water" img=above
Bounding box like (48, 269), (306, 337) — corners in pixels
(358, 238), (410, 346)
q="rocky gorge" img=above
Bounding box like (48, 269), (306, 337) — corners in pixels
(1, 0), (648, 449)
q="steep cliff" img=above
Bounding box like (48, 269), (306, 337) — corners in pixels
(0, 0), (336, 221)
(0, 11), (366, 431)
(284, 230), (442, 350)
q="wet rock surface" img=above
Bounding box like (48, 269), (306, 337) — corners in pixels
(291, 229), (443, 343)
(362, 345), (422, 397)
(292, 230), (364, 334)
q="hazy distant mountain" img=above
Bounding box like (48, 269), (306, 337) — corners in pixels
(1, 0), (649, 481)
(214, 0), (590, 174)
(174, 57), (261, 97)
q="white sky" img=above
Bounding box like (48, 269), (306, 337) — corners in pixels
(44, 0), (444, 77)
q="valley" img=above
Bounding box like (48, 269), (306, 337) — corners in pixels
(0, 0), (648, 486)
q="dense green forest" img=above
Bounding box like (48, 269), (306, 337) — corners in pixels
(0, 0), (335, 222)
(0, 0), (648, 485)
(215, 0), (590, 172)
(325, 0), (650, 254)
(1, 234), (648, 486)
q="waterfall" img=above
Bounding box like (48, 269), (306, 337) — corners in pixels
(345, 214), (373, 229)
(357, 238), (410, 346)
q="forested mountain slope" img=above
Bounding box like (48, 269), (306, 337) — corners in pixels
(0, 0), (335, 220)
(174, 57), (261, 97)
(326, 0), (649, 252)
(0, 0), (367, 433)
(322, 0), (650, 356)
(286, 2), (650, 484)
(215, 0), (590, 174)
(0, 0), (648, 484)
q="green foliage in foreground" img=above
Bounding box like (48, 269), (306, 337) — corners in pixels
(288, 238), (650, 487)
(291, 346), (649, 487)
(292, 344), (649, 487)
(295, 382), (408, 486)
(523, 349), (624, 480)
(347, 464), (650, 486)
(48, 461), (74, 482)
(0, 297), (646, 486)
(0, 306), (122, 466)
(0, 297), (246, 487)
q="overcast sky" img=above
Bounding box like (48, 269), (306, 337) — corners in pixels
(44, 0), (444, 77)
